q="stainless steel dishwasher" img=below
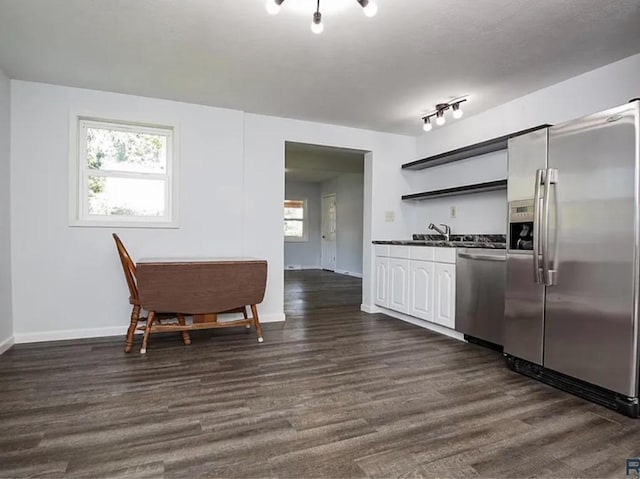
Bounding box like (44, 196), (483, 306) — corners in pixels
(455, 248), (506, 348)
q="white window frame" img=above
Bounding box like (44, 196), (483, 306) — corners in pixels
(69, 116), (179, 228)
(284, 198), (308, 242)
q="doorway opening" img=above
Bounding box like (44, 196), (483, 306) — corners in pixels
(283, 141), (366, 316)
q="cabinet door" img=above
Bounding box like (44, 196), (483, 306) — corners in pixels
(388, 258), (410, 313)
(434, 263), (456, 329)
(409, 260), (435, 321)
(374, 257), (389, 308)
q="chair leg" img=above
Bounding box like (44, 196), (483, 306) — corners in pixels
(250, 304), (264, 343)
(124, 305), (141, 353)
(243, 306), (251, 330)
(140, 311), (156, 354)
(177, 314), (191, 345)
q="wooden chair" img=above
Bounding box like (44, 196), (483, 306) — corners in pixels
(112, 234), (191, 352)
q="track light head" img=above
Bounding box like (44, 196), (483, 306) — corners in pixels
(265, 0), (285, 15)
(452, 102), (464, 119)
(423, 117), (433, 132)
(435, 109), (446, 126)
(311, 11), (324, 34)
(357, 0), (378, 17)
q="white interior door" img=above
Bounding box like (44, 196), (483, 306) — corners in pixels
(321, 194), (337, 271)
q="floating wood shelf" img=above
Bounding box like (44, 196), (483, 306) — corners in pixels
(402, 124), (551, 170)
(402, 179), (507, 201)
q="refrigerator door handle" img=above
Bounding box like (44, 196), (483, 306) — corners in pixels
(532, 169), (544, 284)
(547, 168), (559, 285)
(542, 168), (559, 286)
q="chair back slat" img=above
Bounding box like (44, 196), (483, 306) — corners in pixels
(112, 233), (139, 304)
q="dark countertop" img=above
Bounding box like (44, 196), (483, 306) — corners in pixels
(373, 234), (506, 250)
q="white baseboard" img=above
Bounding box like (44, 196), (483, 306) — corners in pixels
(360, 303), (382, 314)
(14, 312), (287, 344)
(285, 265), (321, 270)
(0, 335), (15, 355)
(14, 326), (128, 344)
(259, 313), (286, 323)
(335, 269), (363, 278)
(361, 306), (464, 342)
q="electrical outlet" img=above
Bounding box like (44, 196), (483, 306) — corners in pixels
(450, 206), (457, 218)
(384, 211), (395, 222)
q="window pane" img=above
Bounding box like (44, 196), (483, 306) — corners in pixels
(284, 220), (304, 238)
(284, 207), (304, 220)
(88, 176), (166, 217)
(86, 127), (167, 174)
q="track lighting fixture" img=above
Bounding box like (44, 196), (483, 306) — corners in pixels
(421, 96), (469, 132)
(266, 0), (378, 33)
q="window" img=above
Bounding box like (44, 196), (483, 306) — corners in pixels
(71, 117), (177, 227)
(284, 199), (308, 241)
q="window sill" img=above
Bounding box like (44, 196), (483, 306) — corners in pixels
(69, 219), (179, 229)
(285, 237), (309, 243)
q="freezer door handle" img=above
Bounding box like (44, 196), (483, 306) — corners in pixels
(542, 168), (559, 286)
(532, 169), (544, 284)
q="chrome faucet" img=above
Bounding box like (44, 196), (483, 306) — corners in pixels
(428, 223), (451, 241)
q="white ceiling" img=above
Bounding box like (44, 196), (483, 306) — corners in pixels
(0, 0), (639, 135)
(285, 142), (364, 183)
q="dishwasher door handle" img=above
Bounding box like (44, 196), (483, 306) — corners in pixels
(457, 252), (506, 262)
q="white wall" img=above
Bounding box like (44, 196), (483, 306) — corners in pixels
(0, 67), (12, 353)
(410, 52), (640, 236)
(10, 81), (415, 341)
(284, 181), (321, 269)
(321, 173), (364, 276)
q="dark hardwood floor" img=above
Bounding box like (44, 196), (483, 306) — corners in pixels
(1, 270), (639, 478)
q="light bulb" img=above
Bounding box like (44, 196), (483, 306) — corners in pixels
(363, 1), (378, 17)
(423, 119), (432, 132)
(265, 0), (281, 15)
(435, 113), (446, 126)
(311, 12), (323, 34)
(452, 104), (464, 119)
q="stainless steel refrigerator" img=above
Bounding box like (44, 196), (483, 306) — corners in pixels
(504, 101), (640, 417)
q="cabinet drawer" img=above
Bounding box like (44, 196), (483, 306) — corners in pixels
(410, 246), (435, 261)
(389, 245), (410, 259)
(374, 245), (390, 257)
(435, 247), (456, 264)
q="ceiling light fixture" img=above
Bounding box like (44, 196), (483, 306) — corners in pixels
(266, 0), (378, 33)
(421, 96), (469, 132)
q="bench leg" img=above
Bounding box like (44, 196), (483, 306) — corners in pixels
(177, 314), (191, 345)
(124, 305), (140, 353)
(140, 311), (155, 354)
(251, 304), (264, 343)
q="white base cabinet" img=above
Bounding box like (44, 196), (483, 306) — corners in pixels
(389, 258), (410, 314)
(409, 260), (435, 321)
(374, 256), (389, 308)
(434, 262), (456, 329)
(375, 246), (456, 329)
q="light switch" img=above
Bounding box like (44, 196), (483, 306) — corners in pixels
(384, 211), (395, 222)
(450, 206), (457, 219)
